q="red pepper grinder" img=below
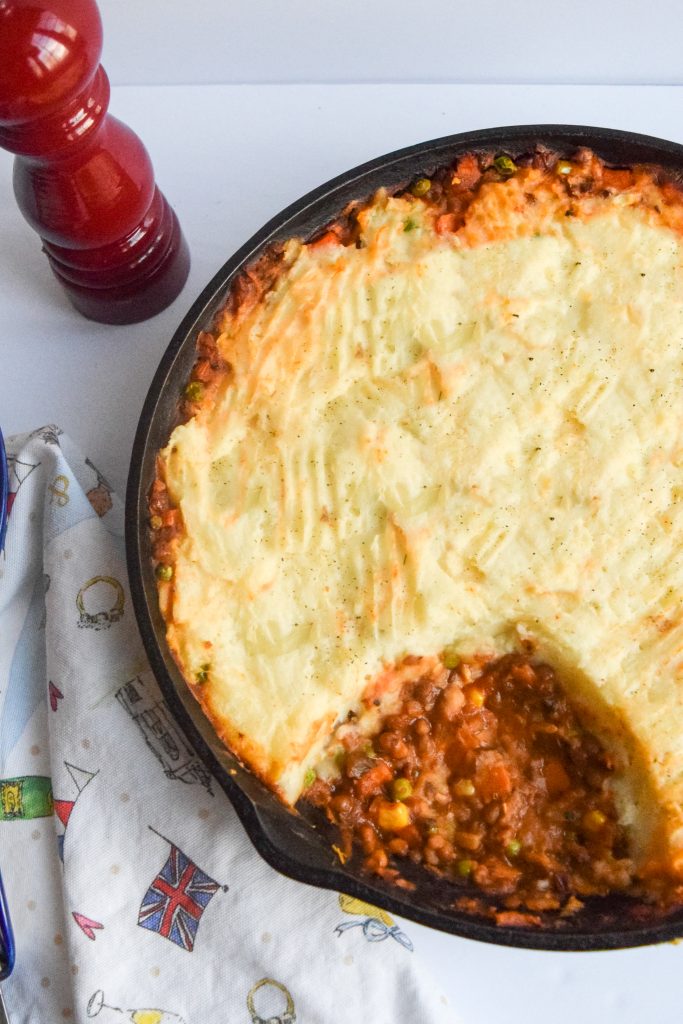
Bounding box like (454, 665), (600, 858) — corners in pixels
(0, 0), (190, 324)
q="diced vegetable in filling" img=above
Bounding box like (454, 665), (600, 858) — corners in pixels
(304, 654), (643, 916)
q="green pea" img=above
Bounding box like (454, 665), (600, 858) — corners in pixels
(442, 648), (459, 670)
(185, 381), (204, 403)
(457, 859), (474, 877)
(493, 154), (517, 176)
(392, 778), (413, 801)
(411, 177), (431, 197)
(304, 768), (317, 788)
(155, 564), (173, 582)
(506, 839), (522, 858)
(195, 663), (211, 684)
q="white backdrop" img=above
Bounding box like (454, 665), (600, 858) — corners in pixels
(99, 0), (683, 87)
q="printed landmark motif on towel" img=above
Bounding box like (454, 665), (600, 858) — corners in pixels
(116, 675), (213, 793)
(138, 830), (227, 951)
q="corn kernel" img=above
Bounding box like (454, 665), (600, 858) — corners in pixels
(377, 801), (411, 831)
(582, 809), (607, 832)
(149, 514), (163, 531)
(467, 687), (485, 707)
(556, 160), (573, 175)
(454, 779), (475, 797)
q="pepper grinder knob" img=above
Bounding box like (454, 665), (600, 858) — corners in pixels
(0, 0), (190, 324)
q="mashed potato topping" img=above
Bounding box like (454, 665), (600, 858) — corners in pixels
(157, 154), (683, 876)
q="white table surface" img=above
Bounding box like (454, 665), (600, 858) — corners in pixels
(2, 82), (683, 1023)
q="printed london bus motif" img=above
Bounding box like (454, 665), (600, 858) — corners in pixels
(246, 978), (297, 1024)
(138, 829), (227, 951)
(0, 775), (53, 821)
(76, 575), (125, 630)
(116, 676), (213, 793)
(334, 894), (413, 951)
(86, 989), (186, 1023)
(54, 762), (98, 861)
(0, 571), (50, 767)
(84, 457), (114, 518)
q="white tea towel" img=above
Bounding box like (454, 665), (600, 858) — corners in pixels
(0, 426), (454, 1024)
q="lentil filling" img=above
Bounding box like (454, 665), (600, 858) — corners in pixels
(303, 654), (637, 914)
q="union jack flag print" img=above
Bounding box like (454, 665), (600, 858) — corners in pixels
(138, 836), (226, 951)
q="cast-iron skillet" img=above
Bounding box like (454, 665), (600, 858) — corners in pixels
(127, 125), (683, 951)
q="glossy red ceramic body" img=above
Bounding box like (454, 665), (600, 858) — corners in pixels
(0, 0), (189, 323)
